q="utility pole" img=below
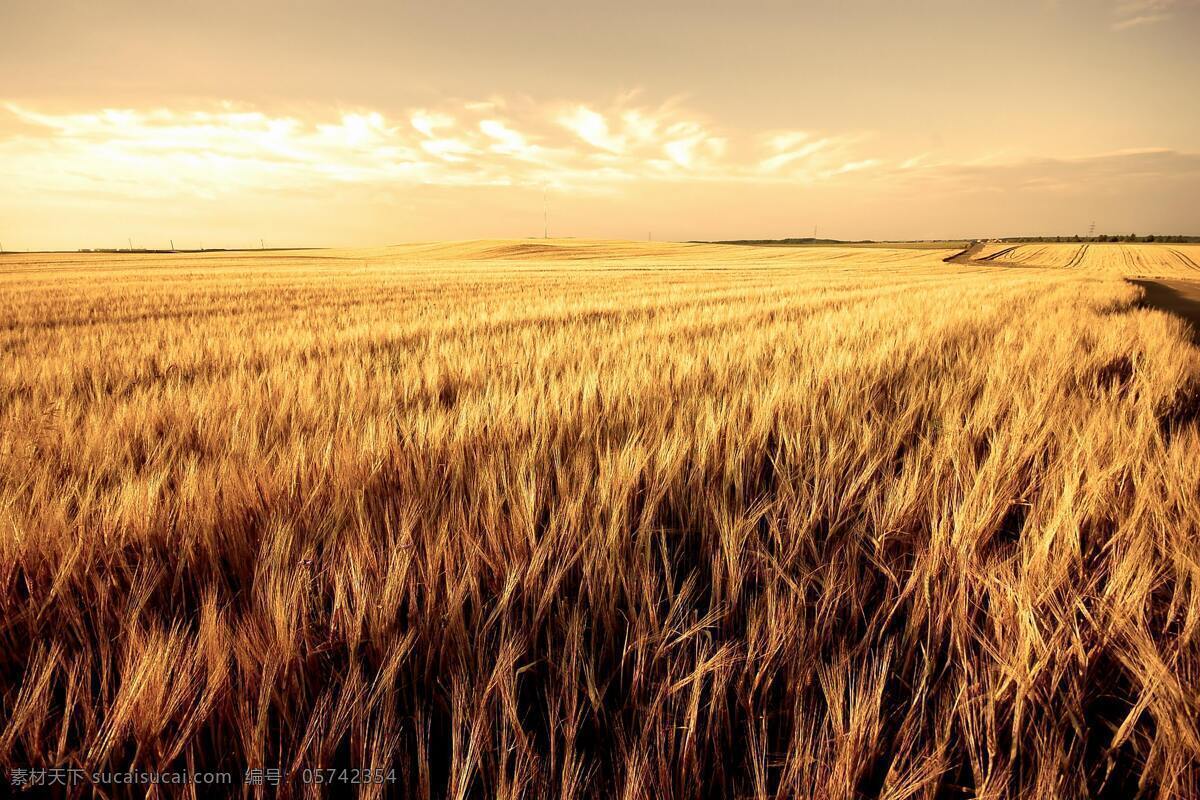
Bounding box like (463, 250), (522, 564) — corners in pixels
(813, 224), (818, 240)
(261, 238), (265, 250)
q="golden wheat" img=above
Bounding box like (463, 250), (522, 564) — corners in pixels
(972, 242), (1200, 278)
(1, 240), (1198, 798)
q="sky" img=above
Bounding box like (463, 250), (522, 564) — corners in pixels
(2, 0), (1198, 249)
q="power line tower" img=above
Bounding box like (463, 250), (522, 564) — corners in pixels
(1088, 221), (1095, 238)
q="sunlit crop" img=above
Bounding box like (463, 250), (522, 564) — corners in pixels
(2, 240), (1198, 798)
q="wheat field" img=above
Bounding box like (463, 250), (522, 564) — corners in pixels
(970, 243), (1200, 276)
(2, 240), (1199, 798)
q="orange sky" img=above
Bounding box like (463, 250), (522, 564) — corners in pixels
(2, 0), (1198, 249)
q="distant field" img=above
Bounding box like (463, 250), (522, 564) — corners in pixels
(713, 238), (970, 250)
(971, 241), (1200, 276)
(2, 240), (1199, 798)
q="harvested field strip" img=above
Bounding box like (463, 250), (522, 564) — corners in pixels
(960, 243), (1200, 279)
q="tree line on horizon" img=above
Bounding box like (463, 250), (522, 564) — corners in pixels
(712, 234), (1200, 246)
(999, 234), (1200, 243)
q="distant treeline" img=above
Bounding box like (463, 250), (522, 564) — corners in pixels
(708, 237), (876, 246)
(73, 247), (317, 254)
(997, 234), (1200, 243)
(710, 234), (1200, 246)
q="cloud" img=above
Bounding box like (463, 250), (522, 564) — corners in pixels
(0, 97), (886, 202)
(410, 110), (454, 138)
(3, 96), (1193, 224)
(478, 119), (531, 156)
(557, 106), (626, 153)
(1112, 12), (1171, 28)
(756, 131), (877, 180)
(1110, 0), (1193, 29)
(886, 148), (1200, 195)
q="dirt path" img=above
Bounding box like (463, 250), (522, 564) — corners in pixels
(1130, 279), (1200, 341)
(945, 242), (1030, 267)
(944, 241), (984, 264)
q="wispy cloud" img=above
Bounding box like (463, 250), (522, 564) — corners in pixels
(3, 96), (1194, 225)
(887, 148), (1200, 194)
(1112, 12), (1171, 29)
(557, 106), (627, 154)
(1110, 0), (1191, 29)
(0, 97), (884, 201)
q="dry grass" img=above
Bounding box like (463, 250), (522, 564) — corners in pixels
(2, 240), (1199, 798)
